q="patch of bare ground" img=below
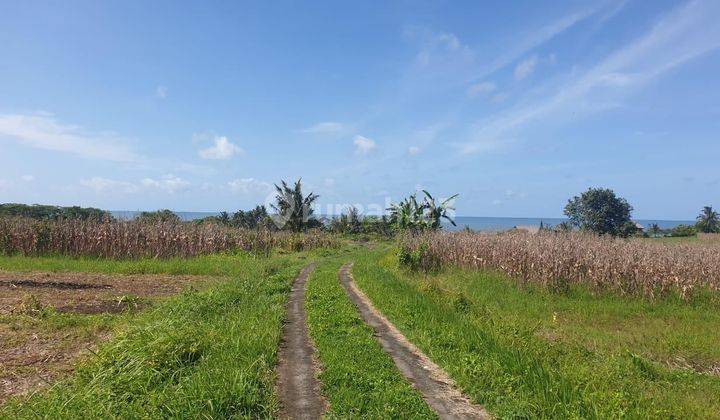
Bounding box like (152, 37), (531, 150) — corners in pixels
(0, 271), (212, 404)
(338, 263), (490, 420)
(0, 271), (212, 315)
(0, 324), (111, 404)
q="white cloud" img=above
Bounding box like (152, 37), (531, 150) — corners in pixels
(301, 122), (345, 134)
(463, 5), (607, 84)
(141, 174), (190, 193)
(0, 113), (139, 162)
(467, 81), (496, 97)
(353, 135), (376, 155)
(323, 178), (336, 188)
(81, 177), (139, 194)
(435, 33), (461, 51)
(198, 136), (244, 160)
(514, 55), (538, 80)
(227, 178), (272, 195)
(21, 175), (35, 182)
(0, 179), (10, 191)
(155, 85), (168, 99)
(408, 146), (421, 156)
(460, 0), (720, 155)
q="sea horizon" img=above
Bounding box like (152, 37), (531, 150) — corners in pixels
(110, 211), (695, 231)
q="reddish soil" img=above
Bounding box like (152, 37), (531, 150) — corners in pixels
(0, 271), (211, 404)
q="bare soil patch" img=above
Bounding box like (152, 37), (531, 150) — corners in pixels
(0, 271), (210, 315)
(339, 263), (490, 419)
(0, 270), (211, 404)
(276, 263), (327, 419)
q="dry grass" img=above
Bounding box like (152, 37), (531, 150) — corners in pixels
(0, 217), (338, 259)
(698, 233), (720, 245)
(400, 230), (720, 299)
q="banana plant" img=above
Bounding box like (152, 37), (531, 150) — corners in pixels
(388, 191), (458, 231)
(422, 190), (458, 229)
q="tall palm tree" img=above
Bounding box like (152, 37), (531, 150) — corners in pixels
(696, 206), (720, 233)
(271, 179), (320, 231)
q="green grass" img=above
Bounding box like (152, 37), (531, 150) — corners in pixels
(0, 251), (311, 419)
(0, 252), (279, 276)
(351, 246), (720, 419)
(305, 248), (436, 418)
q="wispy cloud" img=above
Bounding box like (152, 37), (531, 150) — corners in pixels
(81, 177), (140, 194)
(408, 146), (421, 156)
(460, 0), (720, 155)
(198, 136), (244, 160)
(353, 135), (376, 155)
(141, 174), (190, 193)
(514, 55), (538, 80)
(301, 121), (346, 134)
(467, 81), (496, 97)
(227, 178), (272, 195)
(0, 113), (139, 162)
(155, 85), (168, 99)
(465, 3), (611, 84)
(80, 174), (190, 194)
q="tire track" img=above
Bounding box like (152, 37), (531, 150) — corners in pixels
(277, 263), (326, 420)
(338, 263), (490, 420)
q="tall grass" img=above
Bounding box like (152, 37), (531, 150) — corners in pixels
(0, 217), (338, 259)
(400, 230), (720, 299)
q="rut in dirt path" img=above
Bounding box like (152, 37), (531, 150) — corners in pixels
(277, 263), (326, 420)
(339, 263), (491, 420)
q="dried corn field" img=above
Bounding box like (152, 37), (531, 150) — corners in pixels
(0, 218), (338, 259)
(400, 231), (720, 299)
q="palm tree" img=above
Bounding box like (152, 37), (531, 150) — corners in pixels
(696, 206), (720, 233)
(422, 190), (458, 229)
(270, 179), (320, 231)
(648, 223), (661, 237)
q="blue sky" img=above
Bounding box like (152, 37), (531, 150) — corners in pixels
(1, 0), (719, 219)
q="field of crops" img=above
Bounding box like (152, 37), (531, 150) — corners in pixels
(399, 230), (720, 299)
(1, 233), (719, 418)
(0, 217), (338, 258)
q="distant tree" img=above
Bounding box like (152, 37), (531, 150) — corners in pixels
(696, 206), (720, 233)
(0, 203), (111, 221)
(564, 188), (636, 237)
(217, 211), (231, 225)
(329, 206), (363, 234)
(232, 205), (270, 229)
(649, 223), (662, 237)
(670, 224), (697, 237)
(136, 209), (181, 223)
(271, 179), (320, 232)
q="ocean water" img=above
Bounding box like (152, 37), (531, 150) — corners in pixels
(111, 211), (693, 232)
